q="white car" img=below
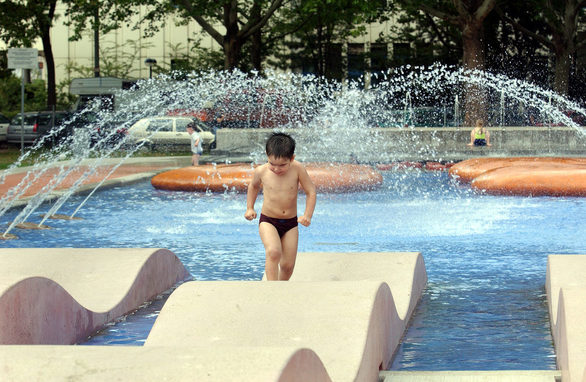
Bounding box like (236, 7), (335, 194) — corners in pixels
(126, 116), (215, 150)
(0, 113), (10, 142)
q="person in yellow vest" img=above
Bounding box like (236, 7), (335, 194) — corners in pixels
(467, 119), (491, 147)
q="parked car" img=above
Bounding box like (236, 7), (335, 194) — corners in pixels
(125, 116), (215, 150)
(6, 111), (72, 145)
(0, 113), (10, 142)
(64, 111), (129, 149)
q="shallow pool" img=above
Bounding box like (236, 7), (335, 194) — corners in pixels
(3, 170), (585, 370)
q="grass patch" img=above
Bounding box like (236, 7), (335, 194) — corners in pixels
(0, 144), (195, 171)
(0, 146), (38, 170)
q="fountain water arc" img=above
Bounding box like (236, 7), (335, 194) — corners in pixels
(1, 65), (585, 237)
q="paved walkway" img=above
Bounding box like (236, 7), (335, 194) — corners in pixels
(0, 156), (192, 204)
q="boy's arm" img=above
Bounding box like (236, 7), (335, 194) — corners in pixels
(297, 164), (316, 227)
(244, 167), (262, 220)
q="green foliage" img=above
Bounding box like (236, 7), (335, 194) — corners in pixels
(0, 75), (20, 116)
(0, 52), (13, 80)
(163, 40), (224, 74)
(496, 0), (586, 97)
(0, 0), (61, 108)
(0, 1), (45, 47)
(385, 1), (461, 67)
(63, 0), (142, 42)
(64, 38), (153, 79)
(269, 0), (388, 79)
(0, 75), (55, 117)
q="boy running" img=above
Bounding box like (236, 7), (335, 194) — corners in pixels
(244, 132), (316, 281)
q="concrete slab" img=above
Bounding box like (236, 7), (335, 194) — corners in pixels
(552, 288), (586, 382)
(0, 345), (332, 382)
(545, 254), (586, 329)
(146, 280), (402, 382)
(0, 248), (190, 344)
(288, 252), (427, 320)
(545, 254), (586, 382)
(379, 370), (561, 382)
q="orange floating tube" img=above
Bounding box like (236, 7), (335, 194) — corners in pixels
(449, 157), (586, 183)
(424, 161), (454, 171)
(449, 157), (586, 197)
(151, 163), (383, 193)
(376, 161), (423, 171)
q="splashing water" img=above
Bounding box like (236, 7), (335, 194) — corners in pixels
(0, 65), (584, 230)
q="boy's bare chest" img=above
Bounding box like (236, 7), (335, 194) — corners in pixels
(261, 172), (298, 193)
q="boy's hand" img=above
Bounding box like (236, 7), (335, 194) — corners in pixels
(244, 209), (257, 221)
(298, 215), (311, 227)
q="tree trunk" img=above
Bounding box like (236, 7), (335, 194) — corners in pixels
(250, 2), (262, 72)
(223, 2), (240, 70)
(462, 21), (487, 126)
(39, 24), (56, 109)
(553, 47), (571, 95)
(550, 2), (578, 96)
(224, 37), (242, 70)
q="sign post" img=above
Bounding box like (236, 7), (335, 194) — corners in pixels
(7, 48), (38, 155)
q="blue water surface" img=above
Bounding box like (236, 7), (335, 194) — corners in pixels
(2, 170), (584, 370)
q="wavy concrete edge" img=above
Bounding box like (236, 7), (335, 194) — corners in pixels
(0, 345), (332, 382)
(0, 248), (190, 344)
(144, 280), (405, 382)
(545, 254), (586, 382)
(402, 252), (427, 321)
(278, 348), (333, 382)
(273, 252), (427, 322)
(545, 254), (586, 330)
(354, 282), (403, 382)
(552, 289), (586, 382)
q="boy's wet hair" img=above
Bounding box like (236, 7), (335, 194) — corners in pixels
(266, 132), (295, 159)
(186, 122), (195, 130)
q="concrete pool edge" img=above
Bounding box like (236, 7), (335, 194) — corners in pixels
(1, 156), (191, 209)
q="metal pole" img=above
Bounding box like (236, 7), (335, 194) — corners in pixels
(94, 5), (100, 77)
(20, 69), (25, 155)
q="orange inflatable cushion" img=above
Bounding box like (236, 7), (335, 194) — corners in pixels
(151, 163), (383, 193)
(448, 157), (586, 197)
(448, 157), (586, 183)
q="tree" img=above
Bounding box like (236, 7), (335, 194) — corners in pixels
(0, 0), (59, 109)
(269, 0), (387, 80)
(496, 0), (586, 96)
(136, 0), (285, 71)
(392, 0), (497, 125)
(483, 7), (549, 85)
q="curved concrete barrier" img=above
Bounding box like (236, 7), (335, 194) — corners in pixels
(545, 255), (586, 382)
(0, 248), (190, 344)
(151, 163), (383, 193)
(146, 281), (404, 382)
(0, 250), (426, 380)
(551, 289), (586, 382)
(288, 252), (427, 321)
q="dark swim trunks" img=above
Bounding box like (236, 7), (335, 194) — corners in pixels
(259, 214), (298, 237)
(473, 138), (487, 146)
